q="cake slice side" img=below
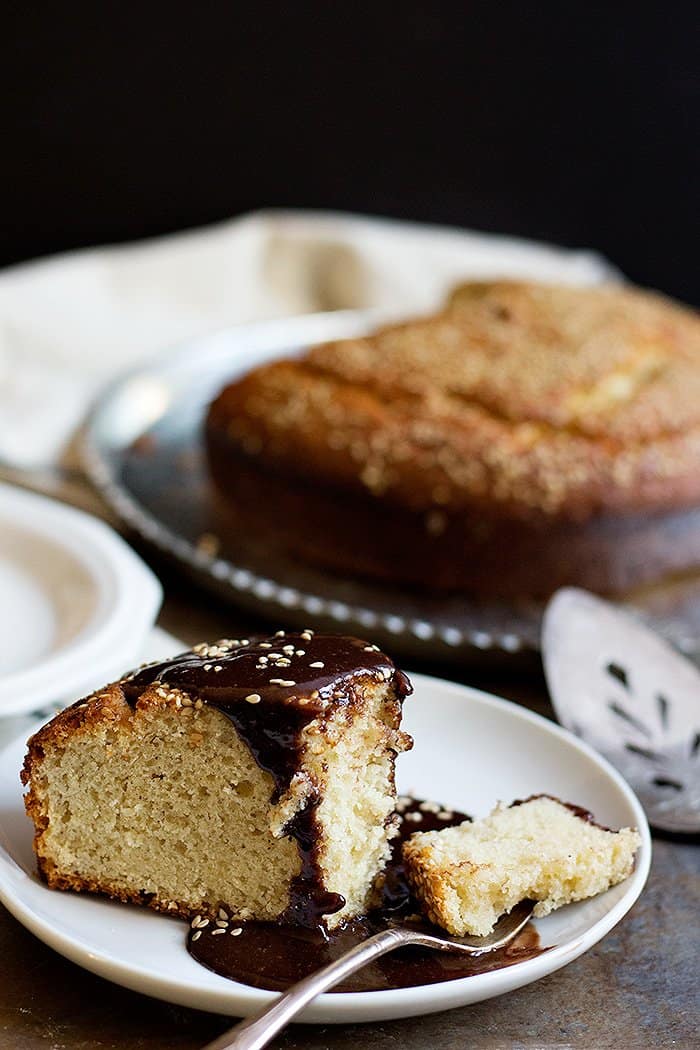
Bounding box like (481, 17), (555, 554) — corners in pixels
(22, 684), (303, 921)
(301, 674), (411, 925)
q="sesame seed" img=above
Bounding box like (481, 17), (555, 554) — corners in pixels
(404, 811), (423, 822)
(309, 661), (325, 669)
(211, 928), (226, 935)
(282, 645), (295, 654)
(192, 930), (202, 942)
(218, 908), (229, 920)
(302, 628), (314, 635)
(438, 810), (454, 820)
(275, 630), (286, 637)
(203, 663), (212, 671)
(245, 693), (261, 704)
(196, 917), (210, 928)
(231, 927), (243, 936)
(260, 642), (272, 649)
(191, 915), (202, 928)
(214, 665), (222, 672)
(216, 919), (228, 928)
(295, 650), (305, 656)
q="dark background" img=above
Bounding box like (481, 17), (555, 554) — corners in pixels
(2, 3), (698, 303)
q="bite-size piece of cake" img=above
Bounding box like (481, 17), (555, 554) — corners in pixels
(22, 632), (412, 930)
(402, 795), (641, 936)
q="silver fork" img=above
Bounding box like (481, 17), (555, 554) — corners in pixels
(202, 900), (536, 1050)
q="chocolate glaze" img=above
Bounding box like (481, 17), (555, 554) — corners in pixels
(122, 632), (411, 714)
(188, 799), (546, 992)
(120, 632), (412, 925)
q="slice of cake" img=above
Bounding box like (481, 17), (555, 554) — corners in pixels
(402, 795), (641, 936)
(22, 632), (412, 930)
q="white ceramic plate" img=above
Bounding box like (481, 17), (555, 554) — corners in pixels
(0, 482), (162, 716)
(0, 673), (650, 1023)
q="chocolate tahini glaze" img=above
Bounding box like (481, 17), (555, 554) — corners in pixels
(187, 798), (546, 992)
(120, 632), (412, 925)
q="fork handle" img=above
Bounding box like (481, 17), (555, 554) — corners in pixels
(202, 927), (409, 1050)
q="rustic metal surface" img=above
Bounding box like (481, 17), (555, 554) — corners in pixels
(1, 479), (698, 1049)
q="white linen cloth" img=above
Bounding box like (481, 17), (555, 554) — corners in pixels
(0, 209), (616, 468)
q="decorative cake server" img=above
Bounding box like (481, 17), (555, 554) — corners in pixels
(542, 588), (700, 835)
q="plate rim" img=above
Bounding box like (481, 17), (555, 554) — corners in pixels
(0, 673), (652, 1023)
(0, 482), (162, 715)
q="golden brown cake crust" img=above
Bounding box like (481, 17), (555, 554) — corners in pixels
(207, 280), (700, 523)
(21, 684), (197, 918)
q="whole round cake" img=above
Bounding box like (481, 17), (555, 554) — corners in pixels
(205, 280), (700, 597)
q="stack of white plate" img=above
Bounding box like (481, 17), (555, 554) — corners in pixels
(0, 482), (163, 738)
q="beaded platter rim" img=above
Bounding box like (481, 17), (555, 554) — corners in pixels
(82, 310), (700, 665)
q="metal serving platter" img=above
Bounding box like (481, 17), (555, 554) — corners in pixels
(83, 311), (700, 665)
